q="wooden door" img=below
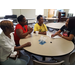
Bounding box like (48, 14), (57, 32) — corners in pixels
(48, 9), (55, 18)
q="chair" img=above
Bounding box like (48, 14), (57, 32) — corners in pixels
(74, 37), (75, 44)
(67, 13), (73, 18)
(4, 15), (17, 23)
(33, 59), (64, 65)
(69, 51), (75, 65)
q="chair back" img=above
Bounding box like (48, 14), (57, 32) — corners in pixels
(33, 60), (64, 65)
(4, 15), (17, 23)
(69, 51), (75, 64)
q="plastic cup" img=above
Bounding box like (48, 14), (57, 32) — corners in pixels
(46, 31), (49, 36)
(36, 31), (39, 35)
(30, 32), (33, 37)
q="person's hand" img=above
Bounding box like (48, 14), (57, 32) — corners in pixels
(58, 33), (62, 37)
(17, 51), (20, 58)
(30, 28), (33, 32)
(51, 34), (55, 38)
(24, 42), (31, 47)
(28, 28), (33, 34)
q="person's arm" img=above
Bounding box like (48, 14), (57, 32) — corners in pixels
(14, 42), (31, 51)
(39, 31), (46, 35)
(58, 33), (74, 41)
(16, 28), (33, 39)
(27, 26), (33, 32)
(51, 30), (61, 37)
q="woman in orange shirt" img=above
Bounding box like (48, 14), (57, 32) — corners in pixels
(14, 15), (33, 45)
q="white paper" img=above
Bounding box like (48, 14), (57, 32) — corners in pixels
(10, 51), (17, 57)
(52, 35), (61, 38)
(49, 34), (61, 38)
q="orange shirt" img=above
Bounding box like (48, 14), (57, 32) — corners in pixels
(14, 24), (28, 45)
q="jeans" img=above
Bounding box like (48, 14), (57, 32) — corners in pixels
(0, 52), (30, 65)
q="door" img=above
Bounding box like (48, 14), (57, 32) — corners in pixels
(48, 9), (55, 18)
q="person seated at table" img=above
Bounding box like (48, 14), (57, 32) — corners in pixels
(0, 20), (31, 65)
(34, 15), (48, 35)
(14, 15), (33, 46)
(51, 17), (75, 43)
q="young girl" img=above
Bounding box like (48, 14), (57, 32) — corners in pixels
(34, 15), (48, 35)
(51, 17), (75, 43)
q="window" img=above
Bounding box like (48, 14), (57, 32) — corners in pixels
(36, 9), (44, 15)
(0, 9), (12, 17)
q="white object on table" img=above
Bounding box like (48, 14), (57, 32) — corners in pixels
(36, 31), (39, 35)
(10, 51), (17, 57)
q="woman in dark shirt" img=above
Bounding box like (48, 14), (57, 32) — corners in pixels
(51, 17), (75, 43)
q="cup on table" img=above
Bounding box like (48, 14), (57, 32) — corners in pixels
(36, 31), (39, 35)
(46, 31), (49, 36)
(30, 32), (33, 37)
(39, 36), (43, 42)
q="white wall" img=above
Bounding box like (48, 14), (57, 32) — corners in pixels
(20, 9), (36, 18)
(12, 9), (21, 17)
(12, 9), (48, 18)
(12, 9), (70, 21)
(64, 9), (69, 17)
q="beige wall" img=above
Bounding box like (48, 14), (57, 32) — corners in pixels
(12, 9), (70, 19)
(12, 9), (21, 17)
(12, 9), (48, 18)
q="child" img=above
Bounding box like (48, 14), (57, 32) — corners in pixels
(34, 15), (48, 35)
(51, 17), (75, 43)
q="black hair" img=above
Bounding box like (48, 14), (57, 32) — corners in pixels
(68, 17), (75, 30)
(37, 15), (43, 21)
(17, 15), (25, 22)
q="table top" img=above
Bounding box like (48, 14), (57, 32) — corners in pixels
(0, 19), (13, 22)
(26, 18), (35, 20)
(20, 33), (74, 57)
(26, 18), (35, 23)
(46, 22), (65, 29)
(45, 18), (58, 20)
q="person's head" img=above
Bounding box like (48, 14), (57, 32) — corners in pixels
(0, 20), (14, 33)
(37, 15), (44, 25)
(17, 15), (27, 26)
(65, 17), (75, 30)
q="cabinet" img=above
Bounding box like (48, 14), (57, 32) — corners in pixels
(58, 12), (68, 22)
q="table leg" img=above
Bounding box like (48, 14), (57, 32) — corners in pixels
(42, 56), (45, 61)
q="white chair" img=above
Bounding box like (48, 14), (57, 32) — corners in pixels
(33, 59), (64, 65)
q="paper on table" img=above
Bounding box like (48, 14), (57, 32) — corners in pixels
(52, 35), (61, 38)
(49, 34), (61, 38)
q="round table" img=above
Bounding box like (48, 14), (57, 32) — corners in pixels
(45, 18), (58, 23)
(46, 22), (65, 29)
(45, 18), (58, 20)
(20, 33), (74, 57)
